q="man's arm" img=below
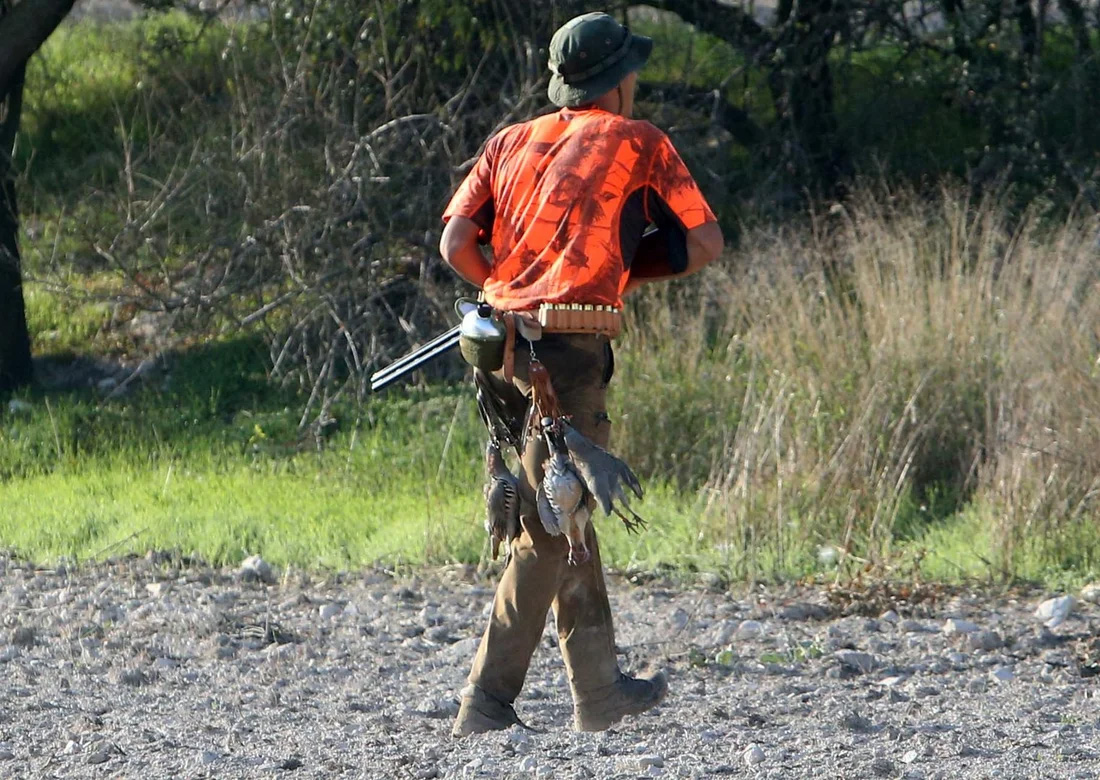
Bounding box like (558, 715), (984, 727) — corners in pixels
(624, 221), (724, 295)
(440, 216), (493, 288)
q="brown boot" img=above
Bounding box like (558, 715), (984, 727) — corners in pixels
(451, 684), (527, 738)
(573, 671), (669, 732)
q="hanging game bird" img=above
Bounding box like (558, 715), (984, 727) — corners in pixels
(561, 421), (646, 534)
(536, 417), (592, 565)
(484, 440), (521, 561)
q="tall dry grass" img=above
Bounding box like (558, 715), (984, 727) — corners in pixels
(615, 188), (1100, 582)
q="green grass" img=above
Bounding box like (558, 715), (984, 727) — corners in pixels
(7, 14), (1100, 590)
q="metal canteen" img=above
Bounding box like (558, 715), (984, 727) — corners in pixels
(459, 303), (506, 371)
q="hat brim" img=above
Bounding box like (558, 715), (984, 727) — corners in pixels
(548, 33), (652, 109)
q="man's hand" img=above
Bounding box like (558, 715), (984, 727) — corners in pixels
(440, 216), (493, 288)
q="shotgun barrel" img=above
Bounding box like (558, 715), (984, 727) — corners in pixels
(370, 325), (462, 392)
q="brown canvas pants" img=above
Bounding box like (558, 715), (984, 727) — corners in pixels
(468, 333), (621, 707)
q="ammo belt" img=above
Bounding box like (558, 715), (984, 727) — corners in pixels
(500, 303), (621, 383)
(535, 303), (622, 339)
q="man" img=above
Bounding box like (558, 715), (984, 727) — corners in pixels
(440, 11), (723, 736)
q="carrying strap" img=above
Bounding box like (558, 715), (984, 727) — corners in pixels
(500, 311), (543, 384)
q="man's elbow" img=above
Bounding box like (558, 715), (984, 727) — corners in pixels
(687, 221), (724, 270)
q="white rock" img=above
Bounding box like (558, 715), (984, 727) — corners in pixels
(943, 619), (979, 635)
(638, 755), (665, 769)
(1035, 596), (1075, 629)
(516, 755), (537, 772)
(7, 399), (32, 416)
(1079, 582), (1100, 604)
(63, 740), (80, 755)
(817, 545), (839, 566)
(700, 729), (721, 743)
(0, 646), (20, 663)
(318, 604), (341, 621)
(199, 750), (220, 765)
(238, 555), (275, 584)
(743, 745), (766, 766)
(508, 726), (531, 753)
(736, 620), (764, 639)
(145, 582), (169, 598)
(343, 602), (360, 617)
(879, 610), (899, 624)
(990, 665), (1015, 683)
(902, 749), (919, 764)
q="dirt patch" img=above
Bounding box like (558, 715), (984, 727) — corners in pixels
(0, 554), (1097, 778)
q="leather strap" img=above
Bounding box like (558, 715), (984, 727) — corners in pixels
(503, 313), (517, 384)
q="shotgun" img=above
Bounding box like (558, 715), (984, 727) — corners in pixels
(369, 324), (461, 392)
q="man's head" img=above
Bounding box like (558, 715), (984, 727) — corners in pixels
(547, 12), (651, 115)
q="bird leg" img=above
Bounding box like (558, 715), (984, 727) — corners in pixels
(612, 505), (647, 534)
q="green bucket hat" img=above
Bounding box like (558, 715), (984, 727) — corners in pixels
(547, 12), (652, 108)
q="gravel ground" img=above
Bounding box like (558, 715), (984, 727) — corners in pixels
(1, 553), (1099, 779)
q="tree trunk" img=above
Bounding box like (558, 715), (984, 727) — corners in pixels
(0, 0), (76, 92)
(767, 0), (848, 195)
(0, 57), (32, 393)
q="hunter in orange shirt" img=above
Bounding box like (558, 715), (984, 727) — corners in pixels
(442, 11), (723, 737)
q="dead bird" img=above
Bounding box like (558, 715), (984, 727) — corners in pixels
(561, 421), (646, 534)
(536, 417), (592, 565)
(484, 439), (521, 561)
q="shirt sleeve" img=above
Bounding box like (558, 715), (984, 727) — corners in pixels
(442, 136), (498, 243)
(644, 134), (716, 231)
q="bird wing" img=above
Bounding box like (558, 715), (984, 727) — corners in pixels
(474, 370), (522, 450)
(562, 423), (645, 508)
(535, 483), (563, 536)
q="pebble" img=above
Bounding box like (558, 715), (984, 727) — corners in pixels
(145, 582), (169, 598)
(0, 749), (12, 761)
(86, 750), (111, 765)
(736, 620), (764, 639)
(879, 610), (899, 624)
(518, 755), (538, 772)
(943, 618), (979, 635)
(413, 696), (458, 719)
(967, 630), (1002, 652)
(508, 726), (531, 752)
(10, 626), (35, 648)
(199, 749), (219, 765)
(743, 745), (765, 766)
(238, 555), (276, 584)
(871, 758), (894, 776)
(835, 650), (876, 674)
(902, 749), (919, 764)
(1035, 596), (1074, 629)
(990, 665), (1015, 683)
(319, 604), (341, 621)
(112, 668), (147, 687)
(1079, 583), (1100, 604)
(710, 621), (738, 646)
(638, 754), (665, 769)
(0, 646), (20, 663)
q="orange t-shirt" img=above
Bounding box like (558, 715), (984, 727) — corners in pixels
(442, 107), (716, 311)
